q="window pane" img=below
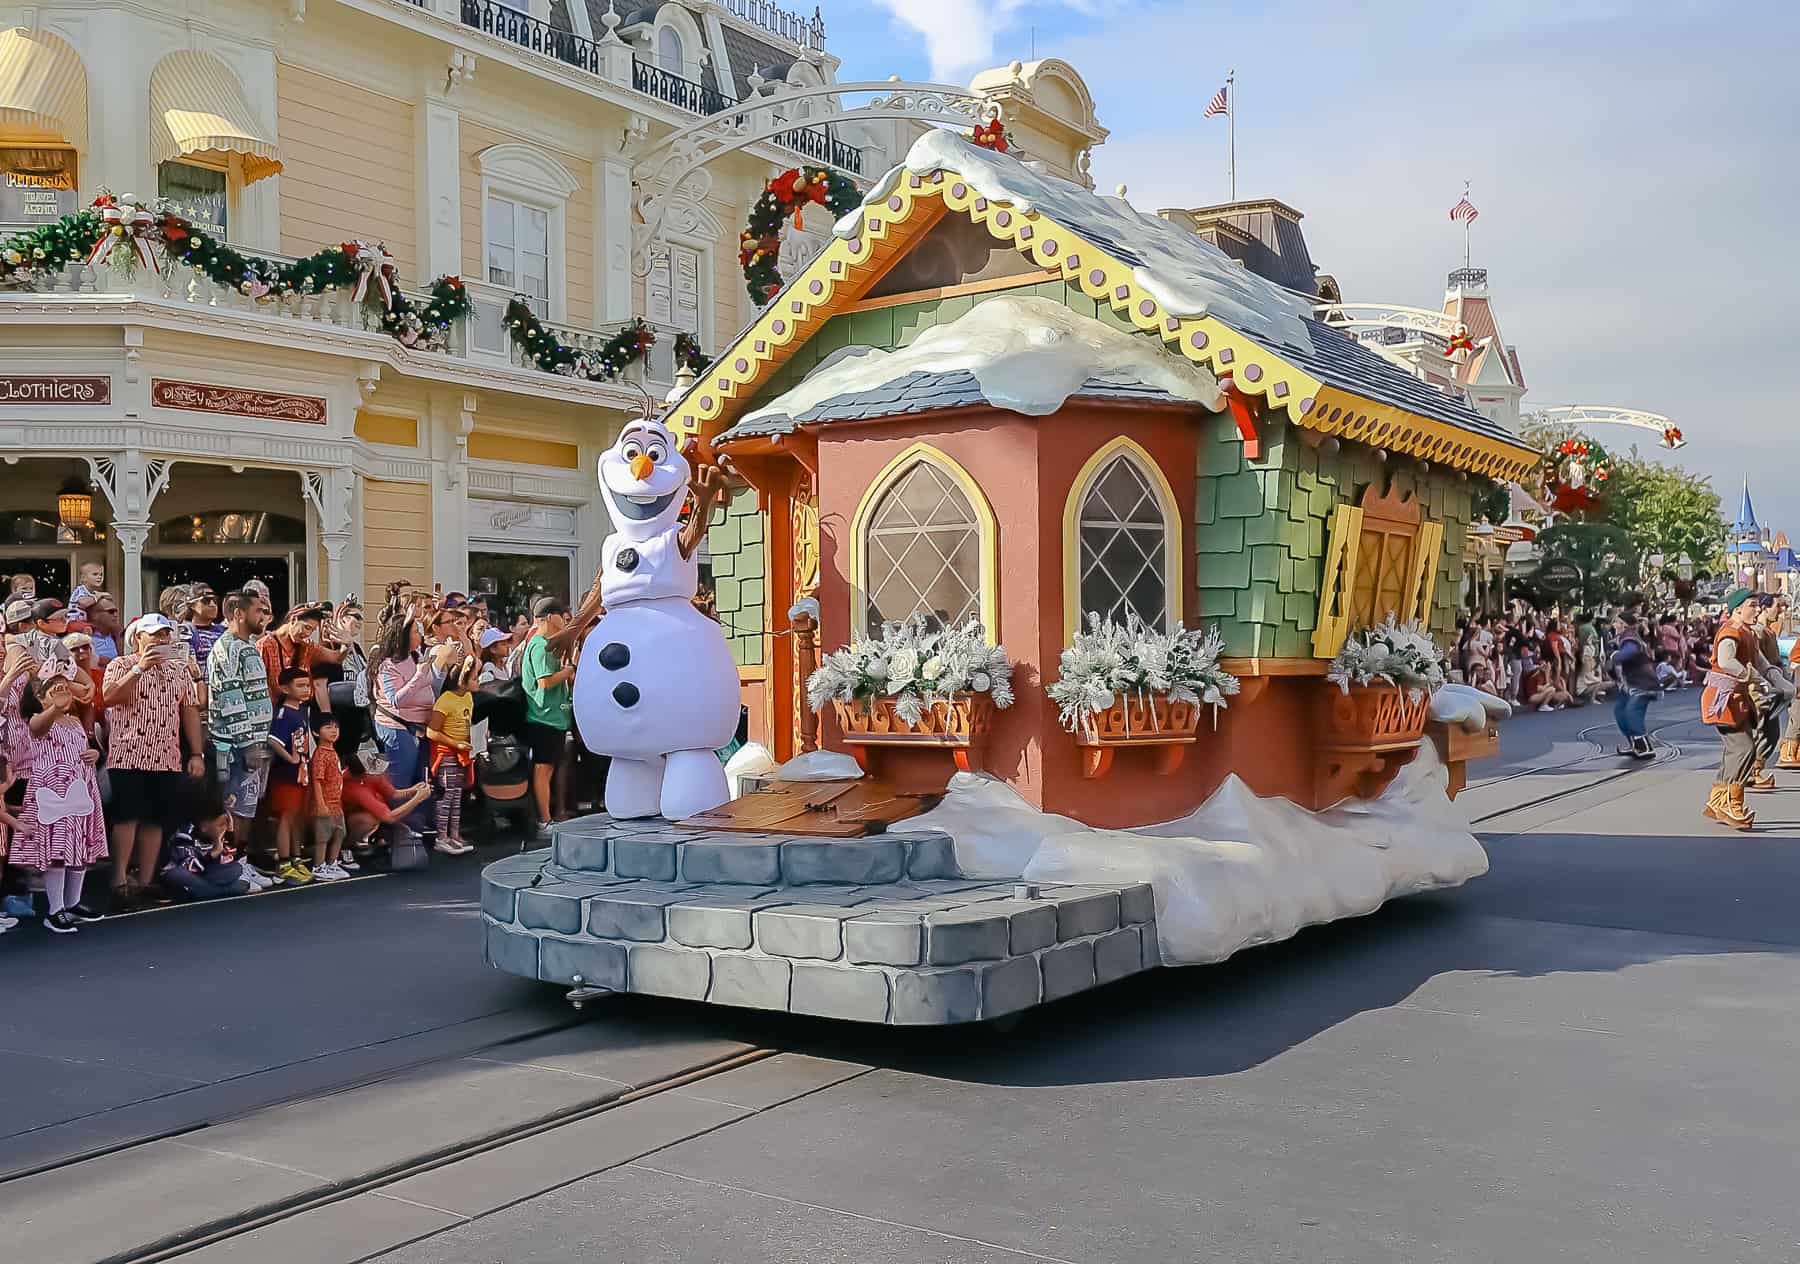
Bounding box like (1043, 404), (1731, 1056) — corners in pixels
(1077, 453), (1169, 630)
(158, 161), (226, 238)
(521, 205), (548, 253)
(658, 27), (684, 73)
(486, 196), (514, 249)
(864, 460), (981, 632)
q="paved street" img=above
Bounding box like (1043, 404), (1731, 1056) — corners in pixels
(7, 702), (1800, 1262)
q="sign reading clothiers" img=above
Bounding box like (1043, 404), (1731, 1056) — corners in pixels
(0, 375), (111, 404)
(151, 379), (327, 423)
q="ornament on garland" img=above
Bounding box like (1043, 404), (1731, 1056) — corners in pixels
(88, 196), (159, 275)
(0, 194), (469, 352)
(739, 166), (861, 305)
(673, 331), (710, 376)
(1543, 437), (1613, 516)
(504, 296), (663, 382)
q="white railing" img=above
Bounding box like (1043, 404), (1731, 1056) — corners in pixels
(0, 260), (691, 394)
(717, 0), (826, 50)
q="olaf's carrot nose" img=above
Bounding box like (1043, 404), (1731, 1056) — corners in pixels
(629, 454), (655, 480)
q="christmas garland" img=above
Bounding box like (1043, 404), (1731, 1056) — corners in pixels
(504, 296), (658, 382)
(0, 194), (469, 349)
(739, 166), (862, 305)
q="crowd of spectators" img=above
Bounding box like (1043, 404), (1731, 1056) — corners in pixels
(0, 565), (615, 938)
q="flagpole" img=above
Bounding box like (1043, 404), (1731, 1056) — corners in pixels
(1463, 179), (1472, 270)
(1227, 68), (1236, 202)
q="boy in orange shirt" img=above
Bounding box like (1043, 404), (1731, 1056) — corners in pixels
(309, 712), (351, 880)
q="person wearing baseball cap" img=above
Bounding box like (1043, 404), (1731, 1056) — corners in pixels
(103, 611), (204, 905)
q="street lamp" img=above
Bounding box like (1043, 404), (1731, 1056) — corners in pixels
(1677, 553), (1694, 581)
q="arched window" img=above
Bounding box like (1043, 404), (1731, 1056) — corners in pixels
(857, 449), (995, 636)
(1064, 439), (1181, 636)
(657, 26), (685, 75)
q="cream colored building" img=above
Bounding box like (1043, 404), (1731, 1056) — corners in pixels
(0, 0), (913, 622)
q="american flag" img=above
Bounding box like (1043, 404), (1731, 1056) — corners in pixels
(1203, 84), (1229, 118)
(1449, 195), (1480, 224)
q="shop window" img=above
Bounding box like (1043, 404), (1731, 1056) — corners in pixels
(858, 450), (994, 636)
(157, 511), (303, 546)
(158, 160), (227, 238)
(1074, 447), (1175, 632)
(468, 551), (572, 629)
(485, 193), (550, 317)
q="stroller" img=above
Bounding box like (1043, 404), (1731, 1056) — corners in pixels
(471, 680), (534, 837)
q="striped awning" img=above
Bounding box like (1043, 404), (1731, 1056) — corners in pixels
(0, 27), (87, 147)
(149, 50), (281, 185)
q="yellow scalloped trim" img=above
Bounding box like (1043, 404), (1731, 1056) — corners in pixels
(675, 166), (1541, 482)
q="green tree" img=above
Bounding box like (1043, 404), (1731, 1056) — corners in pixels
(1534, 522), (1639, 609)
(1606, 456), (1727, 573)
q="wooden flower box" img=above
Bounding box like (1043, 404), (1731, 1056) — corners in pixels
(1310, 682), (1431, 809)
(832, 694), (994, 773)
(1428, 717), (1502, 799)
(1071, 692), (1205, 779)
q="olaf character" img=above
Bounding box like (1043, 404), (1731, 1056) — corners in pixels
(567, 418), (739, 819)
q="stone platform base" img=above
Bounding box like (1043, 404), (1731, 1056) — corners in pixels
(479, 814), (1159, 1025)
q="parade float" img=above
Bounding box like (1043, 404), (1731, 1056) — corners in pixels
(481, 128), (1538, 1025)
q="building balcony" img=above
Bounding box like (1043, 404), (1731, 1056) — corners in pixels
(448, 0), (859, 173)
(0, 257), (679, 404)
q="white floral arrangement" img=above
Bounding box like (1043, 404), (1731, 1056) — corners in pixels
(1046, 613), (1241, 738)
(1325, 616), (1448, 700)
(806, 616), (1014, 726)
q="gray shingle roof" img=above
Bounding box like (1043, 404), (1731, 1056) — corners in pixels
(719, 369), (1194, 441)
(1291, 318), (1518, 447)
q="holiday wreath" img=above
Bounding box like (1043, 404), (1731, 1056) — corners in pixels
(1543, 437), (1613, 517)
(739, 166), (861, 305)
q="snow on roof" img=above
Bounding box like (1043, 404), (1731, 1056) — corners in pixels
(837, 130), (1318, 355)
(723, 295), (1222, 441)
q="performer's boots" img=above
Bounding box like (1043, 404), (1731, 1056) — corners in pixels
(1748, 763), (1777, 792)
(1779, 739), (1800, 769)
(1704, 782), (1756, 830)
(1630, 735), (1655, 760)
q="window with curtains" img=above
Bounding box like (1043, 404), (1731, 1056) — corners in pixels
(863, 458), (983, 634)
(485, 193), (550, 317)
(1077, 451), (1172, 631)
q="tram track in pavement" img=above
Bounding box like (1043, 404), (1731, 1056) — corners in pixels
(1465, 712), (1707, 829)
(7, 1015), (804, 1264)
(119, 1043), (789, 1264)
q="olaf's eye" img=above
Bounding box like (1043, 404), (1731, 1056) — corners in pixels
(647, 443), (666, 463)
(622, 441), (642, 460)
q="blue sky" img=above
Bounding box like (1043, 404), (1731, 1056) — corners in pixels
(822, 0), (1800, 535)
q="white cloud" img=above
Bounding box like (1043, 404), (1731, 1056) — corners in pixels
(871, 0), (1099, 82)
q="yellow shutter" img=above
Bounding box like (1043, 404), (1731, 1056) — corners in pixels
(1409, 521), (1445, 622)
(1312, 503), (1364, 658)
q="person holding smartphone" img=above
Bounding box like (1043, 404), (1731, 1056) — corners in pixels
(101, 613), (204, 910)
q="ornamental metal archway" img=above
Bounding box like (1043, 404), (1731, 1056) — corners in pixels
(631, 77), (999, 277)
(1315, 303), (1461, 339)
(1525, 406), (1685, 450)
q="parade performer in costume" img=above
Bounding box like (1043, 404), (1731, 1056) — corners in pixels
(564, 419), (736, 819)
(1701, 589), (1769, 830)
(1749, 601), (1792, 787)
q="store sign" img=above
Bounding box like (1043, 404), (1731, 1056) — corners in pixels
(0, 147), (78, 224)
(151, 379), (327, 424)
(0, 374), (111, 405)
(1537, 560), (1583, 591)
